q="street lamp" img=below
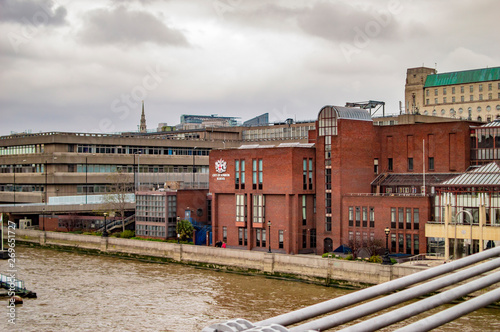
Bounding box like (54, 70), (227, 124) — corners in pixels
(382, 227), (391, 265)
(102, 212), (108, 237)
(177, 216), (180, 244)
(268, 220), (272, 253)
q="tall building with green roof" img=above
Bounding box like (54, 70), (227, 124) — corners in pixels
(405, 66), (500, 122)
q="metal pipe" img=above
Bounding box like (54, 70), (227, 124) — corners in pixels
(292, 258), (500, 332)
(256, 245), (500, 327)
(395, 283), (500, 332)
(337, 265), (500, 332)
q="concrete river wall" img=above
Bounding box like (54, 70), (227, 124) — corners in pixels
(15, 229), (425, 287)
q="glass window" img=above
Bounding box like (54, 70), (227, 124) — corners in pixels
(279, 230), (284, 249)
(369, 207), (374, 228)
(253, 194), (265, 223)
(414, 209), (419, 230)
(236, 194), (246, 223)
(362, 207), (367, 228)
(391, 208), (396, 229)
(406, 208), (412, 229)
(349, 206), (354, 227)
(355, 207), (360, 227)
(302, 195), (307, 225)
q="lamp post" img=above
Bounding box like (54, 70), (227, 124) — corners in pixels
(177, 216), (180, 244)
(42, 207), (45, 232)
(102, 212), (108, 237)
(382, 227), (391, 265)
(268, 220), (272, 253)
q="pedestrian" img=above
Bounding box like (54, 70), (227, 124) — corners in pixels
(222, 242), (226, 248)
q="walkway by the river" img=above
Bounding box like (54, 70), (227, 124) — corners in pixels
(1, 246), (499, 331)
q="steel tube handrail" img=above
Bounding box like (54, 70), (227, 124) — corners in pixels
(338, 268), (500, 332)
(291, 258), (500, 332)
(255, 245), (500, 327)
(395, 284), (500, 332)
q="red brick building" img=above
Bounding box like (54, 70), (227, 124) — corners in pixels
(210, 144), (316, 254)
(210, 106), (476, 256)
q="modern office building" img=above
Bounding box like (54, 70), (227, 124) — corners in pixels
(405, 66), (500, 122)
(135, 189), (210, 240)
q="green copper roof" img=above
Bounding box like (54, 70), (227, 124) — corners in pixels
(424, 67), (500, 87)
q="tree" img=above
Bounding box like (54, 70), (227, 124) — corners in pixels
(104, 169), (133, 232)
(176, 219), (194, 241)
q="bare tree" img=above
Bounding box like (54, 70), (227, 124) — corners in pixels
(104, 169), (133, 232)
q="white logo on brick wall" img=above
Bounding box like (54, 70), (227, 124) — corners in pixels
(215, 159), (227, 174)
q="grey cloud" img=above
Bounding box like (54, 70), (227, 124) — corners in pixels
(79, 6), (188, 47)
(297, 2), (402, 43)
(0, 0), (67, 25)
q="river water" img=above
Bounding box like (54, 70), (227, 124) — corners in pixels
(1, 246), (499, 331)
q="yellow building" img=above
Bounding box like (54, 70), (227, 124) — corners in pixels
(405, 66), (500, 122)
(426, 161), (500, 260)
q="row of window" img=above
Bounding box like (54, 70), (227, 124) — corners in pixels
(76, 164), (208, 174)
(390, 207), (420, 230)
(235, 194), (265, 223)
(303, 158), (314, 190)
(136, 224), (166, 238)
(76, 145), (210, 156)
(0, 144), (43, 156)
(391, 233), (420, 255)
(226, 227), (288, 249)
(0, 184), (44, 192)
(387, 157), (434, 172)
(348, 206), (375, 228)
(427, 95), (500, 105)
(242, 126), (314, 141)
(427, 83), (500, 97)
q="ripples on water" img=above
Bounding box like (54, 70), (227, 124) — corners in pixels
(1, 246), (499, 331)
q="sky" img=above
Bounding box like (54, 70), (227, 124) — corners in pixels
(1, 0), (500, 136)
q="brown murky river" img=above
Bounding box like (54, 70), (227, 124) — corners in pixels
(1, 246), (499, 331)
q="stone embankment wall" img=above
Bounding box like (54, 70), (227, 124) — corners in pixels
(15, 229), (425, 287)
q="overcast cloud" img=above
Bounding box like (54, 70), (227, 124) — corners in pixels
(0, 0), (499, 135)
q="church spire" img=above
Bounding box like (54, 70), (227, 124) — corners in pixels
(139, 100), (147, 133)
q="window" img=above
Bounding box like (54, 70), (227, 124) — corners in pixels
(399, 234), (404, 251)
(452, 87), (455, 94)
(443, 97), (447, 103)
(479, 94), (483, 101)
(461, 96), (465, 102)
(349, 206), (354, 227)
(414, 235), (419, 255)
(362, 207), (367, 228)
(374, 159), (379, 174)
(244, 228), (248, 246)
(256, 229), (261, 247)
(434, 98), (438, 104)
(349, 231), (353, 241)
(406, 234), (412, 254)
(308, 159), (313, 190)
(461, 86), (464, 93)
(391, 233), (396, 251)
(262, 229), (266, 247)
(302, 229), (307, 248)
(443, 87), (447, 95)
(369, 207), (375, 228)
(310, 229), (316, 248)
(434, 89), (438, 96)
(398, 208), (404, 229)
(470, 85), (474, 93)
(253, 194), (265, 223)
(413, 209), (419, 230)
(408, 158), (413, 171)
(489, 93), (492, 100)
(302, 195), (307, 226)
(355, 207), (360, 227)
(391, 208), (396, 229)
(325, 168), (331, 190)
(488, 83), (492, 91)
(258, 159), (263, 190)
(479, 84), (483, 92)
(429, 157), (434, 170)
(238, 228), (243, 245)
(426, 99), (429, 105)
(235, 160), (240, 189)
(252, 159), (257, 189)
(426, 90), (429, 96)
(470, 95), (474, 101)
(279, 230), (284, 249)
(240, 160), (245, 189)
(406, 208), (412, 230)
(303, 159), (307, 190)
(236, 194), (246, 223)
(326, 193), (331, 214)
(388, 158), (393, 171)
(325, 216), (331, 232)
(452, 96), (455, 103)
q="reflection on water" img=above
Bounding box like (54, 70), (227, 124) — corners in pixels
(0, 246), (499, 331)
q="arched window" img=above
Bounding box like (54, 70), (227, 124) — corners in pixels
(318, 107), (337, 136)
